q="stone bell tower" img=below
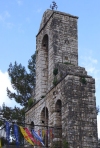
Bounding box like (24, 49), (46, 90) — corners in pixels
(25, 9), (98, 148)
(35, 9), (78, 101)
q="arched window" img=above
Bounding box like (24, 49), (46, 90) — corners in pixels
(41, 35), (48, 93)
(41, 107), (49, 146)
(41, 107), (48, 126)
(42, 34), (48, 51)
(54, 100), (62, 147)
(55, 100), (62, 112)
(29, 121), (34, 132)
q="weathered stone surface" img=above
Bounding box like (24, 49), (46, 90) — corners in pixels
(25, 9), (98, 148)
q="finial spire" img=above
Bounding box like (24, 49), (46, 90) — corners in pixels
(50, 1), (58, 10)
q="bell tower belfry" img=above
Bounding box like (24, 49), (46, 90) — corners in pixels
(35, 9), (78, 101)
(26, 9), (98, 148)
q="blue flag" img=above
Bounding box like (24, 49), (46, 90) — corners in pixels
(31, 130), (44, 146)
(14, 124), (19, 147)
(5, 121), (10, 145)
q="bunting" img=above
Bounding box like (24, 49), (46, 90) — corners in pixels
(5, 121), (10, 145)
(50, 129), (53, 138)
(19, 126), (34, 146)
(31, 130), (44, 146)
(14, 124), (19, 147)
(3, 121), (54, 146)
(0, 138), (1, 148)
(24, 128), (37, 145)
(42, 129), (45, 139)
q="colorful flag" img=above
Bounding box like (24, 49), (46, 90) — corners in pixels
(31, 130), (44, 146)
(0, 138), (2, 148)
(50, 129), (53, 139)
(40, 130), (42, 138)
(19, 126), (34, 146)
(5, 121), (10, 145)
(24, 128), (37, 145)
(46, 129), (48, 136)
(14, 124), (19, 147)
(53, 128), (54, 138)
(42, 130), (45, 139)
(38, 130), (40, 136)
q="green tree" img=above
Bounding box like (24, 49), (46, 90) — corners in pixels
(0, 103), (25, 126)
(0, 103), (25, 145)
(0, 53), (36, 145)
(7, 53), (36, 107)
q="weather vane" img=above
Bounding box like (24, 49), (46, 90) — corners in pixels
(50, 1), (58, 10)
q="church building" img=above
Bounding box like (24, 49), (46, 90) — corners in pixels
(25, 9), (98, 148)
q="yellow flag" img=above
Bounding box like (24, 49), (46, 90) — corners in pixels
(0, 138), (2, 148)
(42, 130), (45, 138)
(19, 126), (34, 146)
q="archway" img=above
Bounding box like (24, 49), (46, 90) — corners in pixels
(31, 121), (34, 129)
(54, 100), (62, 147)
(41, 107), (49, 146)
(41, 35), (49, 93)
(55, 100), (62, 127)
(41, 107), (48, 125)
(42, 34), (48, 51)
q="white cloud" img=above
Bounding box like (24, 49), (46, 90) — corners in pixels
(80, 54), (100, 88)
(16, 0), (23, 6)
(37, 8), (42, 13)
(0, 11), (14, 29)
(0, 11), (10, 22)
(97, 115), (100, 138)
(18, 23), (24, 33)
(0, 70), (20, 108)
(6, 22), (14, 29)
(26, 17), (31, 23)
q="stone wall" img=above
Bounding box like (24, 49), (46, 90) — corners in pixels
(25, 64), (98, 148)
(35, 9), (78, 101)
(25, 9), (98, 148)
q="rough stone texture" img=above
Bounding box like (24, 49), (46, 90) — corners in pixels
(35, 9), (78, 101)
(25, 9), (98, 148)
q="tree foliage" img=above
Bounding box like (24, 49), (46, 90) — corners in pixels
(0, 53), (36, 145)
(0, 103), (25, 126)
(7, 53), (36, 107)
(0, 103), (25, 145)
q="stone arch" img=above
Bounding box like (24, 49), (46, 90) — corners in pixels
(41, 107), (48, 125)
(41, 34), (49, 93)
(41, 107), (49, 146)
(29, 121), (34, 131)
(42, 34), (48, 50)
(55, 99), (62, 127)
(31, 121), (34, 129)
(54, 100), (62, 147)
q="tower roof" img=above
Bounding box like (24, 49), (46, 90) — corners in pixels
(37, 9), (78, 36)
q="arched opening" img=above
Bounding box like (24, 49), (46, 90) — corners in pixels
(41, 107), (48, 125)
(41, 35), (48, 94)
(55, 100), (62, 127)
(55, 100), (62, 116)
(54, 100), (62, 147)
(29, 121), (34, 132)
(41, 107), (48, 146)
(31, 121), (34, 129)
(42, 34), (48, 51)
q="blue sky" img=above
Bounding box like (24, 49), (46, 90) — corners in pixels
(0, 0), (100, 137)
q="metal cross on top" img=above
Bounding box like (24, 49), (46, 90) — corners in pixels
(50, 1), (58, 10)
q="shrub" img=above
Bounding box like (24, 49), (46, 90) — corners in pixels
(53, 68), (58, 76)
